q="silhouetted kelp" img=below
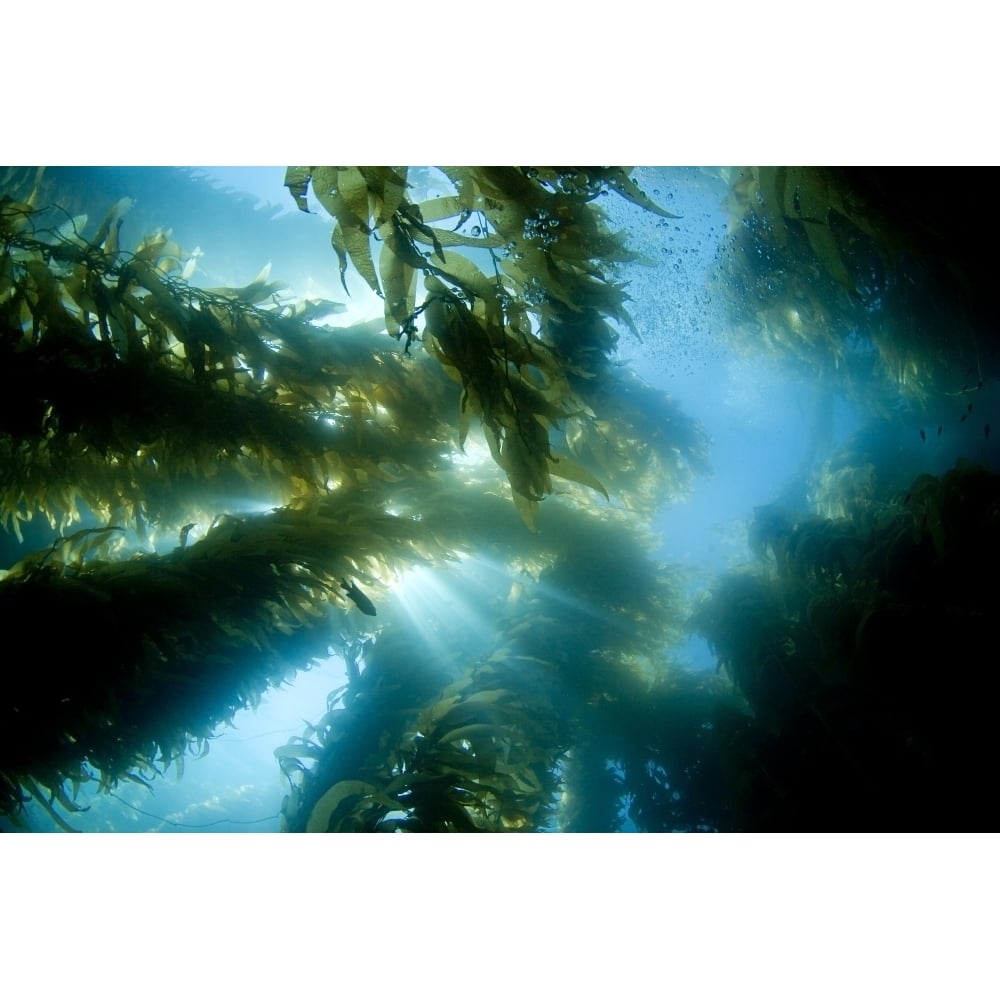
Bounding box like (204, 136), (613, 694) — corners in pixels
(694, 461), (1000, 830)
(4, 167), (997, 832)
(1, 168), (707, 829)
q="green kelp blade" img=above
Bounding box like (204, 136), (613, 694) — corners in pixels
(410, 225), (506, 252)
(801, 219), (855, 294)
(336, 167), (372, 230)
(274, 740), (324, 762)
(435, 723), (501, 745)
(410, 197), (506, 249)
(368, 166), (408, 227)
(285, 167), (312, 212)
(427, 249), (503, 309)
(331, 225), (352, 294)
(308, 166), (341, 217)
(379, 239), (417, 335)
(306, 780), (378, 832)
(338, 222), (381, 296)
(291, 298), (348, 322)
(547, 452), (610, 501)
(91, 196), (134, 250)
(21, 777), (80, 833)
(231, 263), (287, 305)
(603, 169), (681, 219)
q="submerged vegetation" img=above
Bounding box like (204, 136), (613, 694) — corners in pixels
(1, 166), (997, 831)
(695, 459), (1000, 829)
(718, 168), (995, 412)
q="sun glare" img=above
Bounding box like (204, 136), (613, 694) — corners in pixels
(388, 558), (511, 663)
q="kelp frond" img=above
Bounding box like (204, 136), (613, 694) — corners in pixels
(284, 166), (679, 524)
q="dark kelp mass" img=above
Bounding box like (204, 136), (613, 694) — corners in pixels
(1, 166), (997, 831)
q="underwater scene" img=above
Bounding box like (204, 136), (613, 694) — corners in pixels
(2, 165), (998, 833)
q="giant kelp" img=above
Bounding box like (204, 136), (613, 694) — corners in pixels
(284, 167), (693, 526)
(278, 494), (690, 833)
(694, 461), (1000, 830)
(0, 166), (316, 291)
(9, 166), (998, 832)
(0, 195), (464, 540)
(717, 168), (993, 411)
(1, 168), (712, 830)
(0, 493), (467, 821)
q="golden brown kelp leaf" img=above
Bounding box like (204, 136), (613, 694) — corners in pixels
(287, 166), (411, 297)
(306, 780), (384, 833)
(719, 169), (874, 388)
(283, 166), (312, 213)
(440, 167), (645, 340)
(379, 237), (417, 340)
(419, 276), (603, 524)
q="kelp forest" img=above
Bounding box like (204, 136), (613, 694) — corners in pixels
(1, 165), (997, 832)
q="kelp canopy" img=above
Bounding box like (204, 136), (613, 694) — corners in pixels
(2, 166), (997, 832)
(0, 166), (709, 829)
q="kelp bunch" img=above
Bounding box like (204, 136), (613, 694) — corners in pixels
(807, 411), (988, 526)
(0, 195), (462, 541)
(280, 622), (566, 833)
(0, 168), (712, 830)
(562, 368), (712, 516)
(285, 166), (687, 526)
(717, 168), (990, 409)
(811, 460), (881, 523)
(278, 494), (689, 832)
(693, 461), (1000, 829)
(0, 492), (461, 823)
(558, 668), (745, 832)
(0, 166), (331, 298)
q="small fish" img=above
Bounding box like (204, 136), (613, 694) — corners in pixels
(341, 578), (377, 616)
(937, 425), (943, 436)
(919, 429), (926, 442)
(968, 402), (974, 414)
